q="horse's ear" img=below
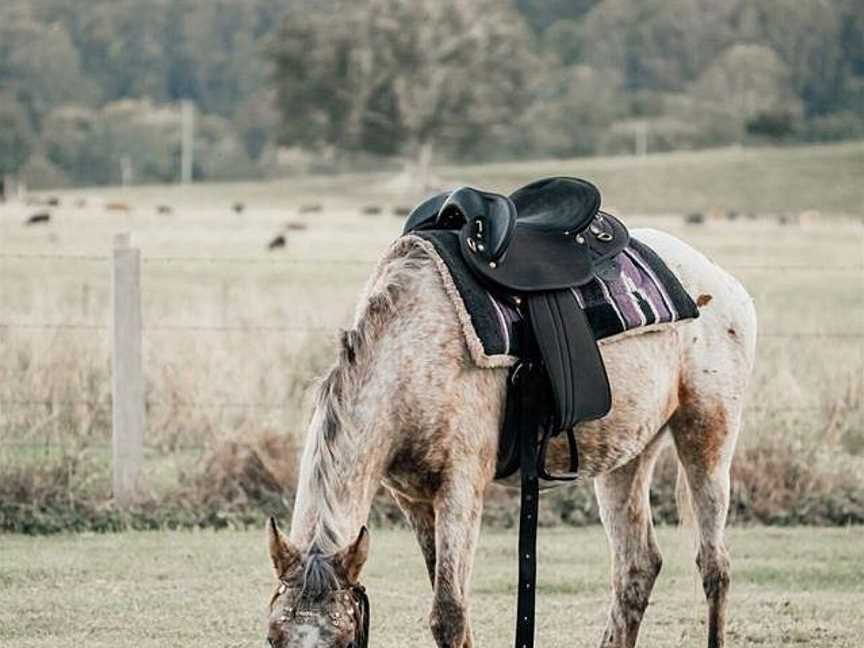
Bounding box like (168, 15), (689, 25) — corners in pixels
(338, 526), (370, 584)
(267, 516), (300, 577)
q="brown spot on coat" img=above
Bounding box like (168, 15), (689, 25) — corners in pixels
(696, 294), (713, 308)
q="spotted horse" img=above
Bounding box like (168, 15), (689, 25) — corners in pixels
(265, 177), (757, 648)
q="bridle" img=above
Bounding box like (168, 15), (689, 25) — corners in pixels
(272, 582), (370, 648)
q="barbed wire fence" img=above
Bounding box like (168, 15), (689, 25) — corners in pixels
(1, 236), (862, 502)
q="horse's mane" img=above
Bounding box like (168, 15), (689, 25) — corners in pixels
(301, 243), (433, 555)
(298, 550), (339, 602)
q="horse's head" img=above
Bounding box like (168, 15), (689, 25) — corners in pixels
(266, 517), (370, 648)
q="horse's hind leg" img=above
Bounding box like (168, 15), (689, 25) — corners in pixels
(594, 433), (666, 648)
(670, 398), (743, 648)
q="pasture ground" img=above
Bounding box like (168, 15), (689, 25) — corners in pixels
(2, 526), (863, 647)
(0, 142), (863, 531)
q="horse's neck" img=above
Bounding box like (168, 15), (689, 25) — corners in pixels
(288, 252), (454, 551)
(289, 373), (397, 552)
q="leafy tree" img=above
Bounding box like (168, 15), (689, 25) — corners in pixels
(510, 65), (625, 158)
(2, 0), (864, 188)
(41, 105), (113, 185)
(514, 0), (600, 33)
(0, 94), (34, 175)
(0, 4), (95, 125)
(542, 20), (584, 66)
(271, 0), (538, 188)
(739, 0), (845, 116)
(691, 44), (801, 141)
(581, 0), (738, 91)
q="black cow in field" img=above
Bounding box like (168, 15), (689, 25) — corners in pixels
(25, 212), (51, 225)
(268, 234), (286, 250)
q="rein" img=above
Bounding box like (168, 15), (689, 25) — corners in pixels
(274, 582), (370, 648)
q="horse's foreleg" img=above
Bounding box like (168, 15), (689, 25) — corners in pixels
(390, 490), (437, 586)
(429, 474), (485, 648)
(594, 434), (666, 648)
(671, 402), (741, 648)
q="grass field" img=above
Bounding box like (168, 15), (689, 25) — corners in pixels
(0, 142), (862, 527)
(2, 526), (863, 647)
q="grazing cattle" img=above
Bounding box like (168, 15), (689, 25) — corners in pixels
(361, 205), (382, 215)
(156, 205), (173, 215)
(105, 202), (131, 213)
(25, 212), (51, 225)
(268, 234), (286, 250)
(233, 202), (246, 214)
(299, 204), (323, 214)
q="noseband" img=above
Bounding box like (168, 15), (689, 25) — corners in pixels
(274, 582), (370, 648)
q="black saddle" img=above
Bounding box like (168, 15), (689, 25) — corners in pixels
(403, 177), (630, 648)
(404, 176), (628, 445)
(404, 177), (627, 290)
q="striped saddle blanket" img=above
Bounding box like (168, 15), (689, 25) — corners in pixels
(405, 230), (699, 365)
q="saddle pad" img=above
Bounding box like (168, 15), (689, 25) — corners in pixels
(399, 230), (699, 367)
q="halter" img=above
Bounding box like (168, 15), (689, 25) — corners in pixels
(274, 582), (370, 648)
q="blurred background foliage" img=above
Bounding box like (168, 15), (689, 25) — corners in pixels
(0, 0), (862, 188)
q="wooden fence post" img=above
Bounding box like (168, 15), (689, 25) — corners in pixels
(112, 232), (145, 504)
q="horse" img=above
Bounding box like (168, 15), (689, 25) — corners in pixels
(265, 226), (757, 648)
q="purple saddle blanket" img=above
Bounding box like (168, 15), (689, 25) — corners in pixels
(412, 230), (699, 359)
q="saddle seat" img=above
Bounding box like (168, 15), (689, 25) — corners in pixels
(403, 177), (629, 293)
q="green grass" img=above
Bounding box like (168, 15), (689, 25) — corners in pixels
(1, 526), (863, 647)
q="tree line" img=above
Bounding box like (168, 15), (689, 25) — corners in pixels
(1, 0), (862, 188)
